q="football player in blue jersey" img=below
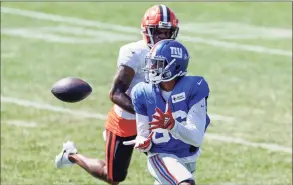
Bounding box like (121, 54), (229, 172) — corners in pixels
(123, 39), (210, 185)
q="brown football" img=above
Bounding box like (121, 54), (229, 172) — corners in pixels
(51, 77), (92, 103)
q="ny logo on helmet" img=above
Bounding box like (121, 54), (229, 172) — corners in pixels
(170, 47), (182, 58)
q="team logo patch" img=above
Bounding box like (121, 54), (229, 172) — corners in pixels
(170, 47), (182, 58)
(171, 92), (186, 103)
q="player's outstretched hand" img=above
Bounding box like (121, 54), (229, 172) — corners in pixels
(149, 106), (175, 131)
(123, 132), (153, 152)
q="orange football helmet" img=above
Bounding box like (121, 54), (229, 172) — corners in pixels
(141, 4), (179, 47)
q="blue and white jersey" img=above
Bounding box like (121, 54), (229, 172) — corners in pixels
(131, 76), (210, 159)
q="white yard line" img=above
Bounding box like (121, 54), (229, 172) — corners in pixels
(38, 26), (136, 41)
(1, 7), (138, 33)
(2, 120), (37, 127)
(1, 28), (101, 44)
(2, 52), (15, 58)
(180, 22), (292, 39)
(1, 27), (136, 43)
(1, 96), (107, 120)
(1, 96), (291, 154)
(205, 133), (292, 154)
(180, 36), (292, 56)
(1, 6), (291, 57)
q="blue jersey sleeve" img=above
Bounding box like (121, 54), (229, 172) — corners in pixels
(131, 82), (148, 116)
(188, 78), (210, 108)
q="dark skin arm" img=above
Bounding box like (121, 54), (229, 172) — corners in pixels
(109, 65), (135, 114)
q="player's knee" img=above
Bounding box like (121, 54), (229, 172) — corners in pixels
(179, 179), (196, 185)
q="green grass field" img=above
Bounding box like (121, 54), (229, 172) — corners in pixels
(1, 2), (292, 185)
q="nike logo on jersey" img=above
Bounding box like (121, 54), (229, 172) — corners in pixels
(171, 92), (186, 103)
(197, 79), (203, 85)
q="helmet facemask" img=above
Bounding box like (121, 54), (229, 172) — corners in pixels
(144, 22), (179, 47)
(143, 55), (179, 85)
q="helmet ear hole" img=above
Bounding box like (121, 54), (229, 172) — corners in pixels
(175, 65), (180, 70)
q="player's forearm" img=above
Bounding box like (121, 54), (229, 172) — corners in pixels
(110, 92), (135, 114)
(170, 100), (207, 147)
(109, 65), (136, 114)
(136, 113), (150, 138)
(170, 122), (204, 147)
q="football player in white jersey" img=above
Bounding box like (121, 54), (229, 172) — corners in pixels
(55, 4), (180, 185)
(124, 40), (210, 185)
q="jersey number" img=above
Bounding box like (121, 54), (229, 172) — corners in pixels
(152, 110), (187, 144)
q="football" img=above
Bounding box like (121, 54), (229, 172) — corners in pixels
(51, 77), (92, 103)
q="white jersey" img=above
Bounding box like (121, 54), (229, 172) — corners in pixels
(114, 40), (150, 120)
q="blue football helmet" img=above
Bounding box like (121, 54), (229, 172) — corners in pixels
(143, 39), (190, 84)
